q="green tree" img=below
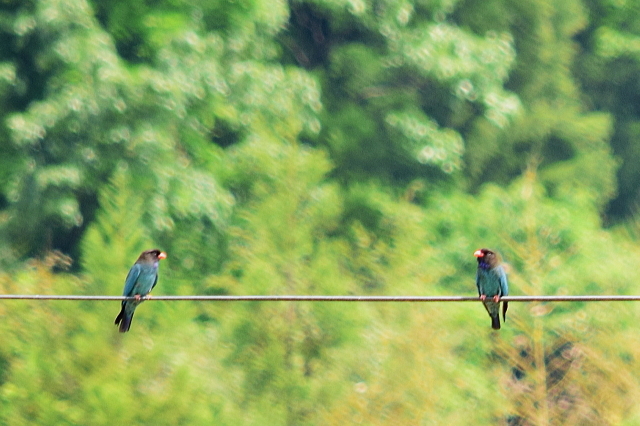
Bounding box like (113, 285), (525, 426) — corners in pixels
(213, 140), (362, 425)
(456, 0), (616, 213)
(3, 1), (640, 425)
(0, 260), (224, 425)
(574, 0), (640, 220)
(0, 0), (319, 267)
(284, 0), (519, 183)
(421, 164), (640, 425)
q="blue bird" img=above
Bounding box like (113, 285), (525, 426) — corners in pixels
(115, 249), (166, 333)
(474, 248), (508, 330)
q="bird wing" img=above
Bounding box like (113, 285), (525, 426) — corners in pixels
(150, 272), (159, 292)
(497, 265), (509, 321)
(122, 263), (142, 297)
(475, 270), (482, 296)
(497, 266), (508, 296)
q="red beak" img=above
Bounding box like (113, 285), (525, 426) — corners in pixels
(473, 249), (483, 258)
(158, 252), (167, 260)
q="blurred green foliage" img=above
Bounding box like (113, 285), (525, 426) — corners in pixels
(1, 0), (640, 425)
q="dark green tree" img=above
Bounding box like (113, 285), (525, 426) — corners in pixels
(283, 0), (519, 183)
(574, 0), (640, 220)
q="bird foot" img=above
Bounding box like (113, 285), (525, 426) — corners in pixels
(479, 295), (486, 301)
(134, 295), (141, 301)
(493, 295), (500, 303)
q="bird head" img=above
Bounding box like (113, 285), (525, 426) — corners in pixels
(474, 248), (500, 268)
(137, 249), (167, 263)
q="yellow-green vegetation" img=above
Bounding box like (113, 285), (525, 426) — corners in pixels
(2, 0), (640, 424)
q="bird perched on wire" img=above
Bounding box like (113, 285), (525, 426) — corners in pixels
(115, 249), (167, 333)
(474, 248), (508, 330)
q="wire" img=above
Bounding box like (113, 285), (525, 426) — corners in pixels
(0, 295), (639, 301)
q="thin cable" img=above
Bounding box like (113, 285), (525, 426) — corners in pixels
(0, 295), (639, 301)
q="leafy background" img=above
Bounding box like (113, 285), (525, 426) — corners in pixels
(1, 0), (640, 424)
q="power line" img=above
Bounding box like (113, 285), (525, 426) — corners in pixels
(0, 295), (639, 302)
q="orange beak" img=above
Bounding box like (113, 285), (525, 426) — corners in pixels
(473, 249), (483, 258)
(158, 252), (167, 260)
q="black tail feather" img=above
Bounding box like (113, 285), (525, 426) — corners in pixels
(491, 314), (501, 330)
(114, 307), (134, 333)
(502, 301), (509, 322)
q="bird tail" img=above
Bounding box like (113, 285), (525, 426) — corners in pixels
(114, 307), (134, 333)
(502, 301), (509, 323)
(491, 314), (501, 330)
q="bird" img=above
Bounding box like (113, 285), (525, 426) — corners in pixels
(474, 248), (509, 330)
(115, 249), (167, 333)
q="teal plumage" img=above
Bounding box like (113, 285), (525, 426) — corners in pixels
(115, 249), (166, 333)
(474, 248), (508, 330)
